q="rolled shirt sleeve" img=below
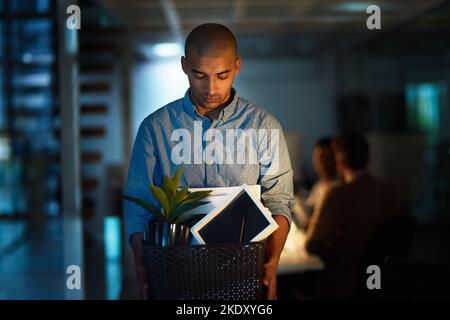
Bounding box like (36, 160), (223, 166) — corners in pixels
(258, 116), (295, 226)
(124, 119), (161, 243)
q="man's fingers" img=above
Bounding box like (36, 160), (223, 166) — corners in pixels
(263, 263), (272, 286)
(268, 281), (277, 300)
(263, 273), (276, 299)
(140, 288), (148, 300)
(140, 281), (149, 300)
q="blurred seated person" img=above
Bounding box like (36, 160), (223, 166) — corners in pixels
(305, 133), (405, 299)
(293, 138), (339, 230)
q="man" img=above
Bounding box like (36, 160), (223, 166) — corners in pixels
(295, 137), (339, 230)
(305, 133), (404, 299)
(125, 23), (295, 300)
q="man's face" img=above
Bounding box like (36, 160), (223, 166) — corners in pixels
(334, 150), (347, 178)
(312, 147), (326, 178)
(181, 50), (241, 110)
(312, 146), (334, 179)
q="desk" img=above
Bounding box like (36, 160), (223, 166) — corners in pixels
(278, 223), (324, 275)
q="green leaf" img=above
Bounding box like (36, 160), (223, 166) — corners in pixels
(122, 195), (167, 222)
(171, 200), (209, 222)
(170, 202), (208, 223)
(174, 212), (206, 225)
(181, 190), (212, 203)
(172, 187), (189, 209)
(172, 165), (183, 189)
(150, 185), (171, 219)
(184, 190), (212, 199)
(123, 165), (213, 227)
(162, 176), (175, 202)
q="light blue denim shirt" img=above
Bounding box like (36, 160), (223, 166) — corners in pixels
(124, 88), (295, 242)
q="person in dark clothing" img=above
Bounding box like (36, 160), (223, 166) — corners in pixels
(305, 133), (405, 299)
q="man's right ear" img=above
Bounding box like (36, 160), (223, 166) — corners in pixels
(181, 56), (188, 75)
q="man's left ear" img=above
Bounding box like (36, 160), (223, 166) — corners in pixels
(235, 57), (241, 74)
(181, 56), (188, 75)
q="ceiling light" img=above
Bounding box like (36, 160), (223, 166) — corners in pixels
(152, 42), (183, 58)
(334, 2), (375, 12)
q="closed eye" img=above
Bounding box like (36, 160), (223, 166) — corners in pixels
(191, 69), (205, 79)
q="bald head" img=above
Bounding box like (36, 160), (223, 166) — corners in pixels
(185, 23), (238, 60)
(181, 24), (241, 113)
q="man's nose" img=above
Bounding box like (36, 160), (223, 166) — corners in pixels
(206, 78), (218, 95)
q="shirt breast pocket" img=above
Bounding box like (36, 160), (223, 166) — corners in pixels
(217, 163), (259, 186)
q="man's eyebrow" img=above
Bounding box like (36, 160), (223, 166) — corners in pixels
(191, 69), (205, 74)
(191, 69), (231, 75)
(217, 70), (231, 75)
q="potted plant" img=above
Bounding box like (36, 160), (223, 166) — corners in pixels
(122, 166), (211, 246)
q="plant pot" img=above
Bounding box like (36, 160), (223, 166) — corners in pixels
(143, 241), (267, 299)
(143, 221), (192, 247)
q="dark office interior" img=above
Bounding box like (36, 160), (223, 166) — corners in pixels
(0, 0), (450, 300)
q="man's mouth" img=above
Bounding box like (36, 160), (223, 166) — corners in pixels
(205, 97), (218, 103)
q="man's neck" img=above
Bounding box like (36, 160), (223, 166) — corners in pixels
(323, 177), (336, 184)
(318, 174), (335, 184)
(343, 169), (367, 183)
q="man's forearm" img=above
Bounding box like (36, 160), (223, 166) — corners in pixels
(265, 215), (290, 264)
(131, 232), (147, 276)
(131, 232), (149, 299)
(131, 233), (144, 260)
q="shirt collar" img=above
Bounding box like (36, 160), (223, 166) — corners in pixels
(182, 87), (239, 122)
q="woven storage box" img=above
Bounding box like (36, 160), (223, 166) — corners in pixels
(143, 241), (266, 300)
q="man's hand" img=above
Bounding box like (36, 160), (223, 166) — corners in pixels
(131, 233), (148, 300)
(136, 264), (148, 300)
(263, 261), (278, 300)
(264, 215), (290, 300)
